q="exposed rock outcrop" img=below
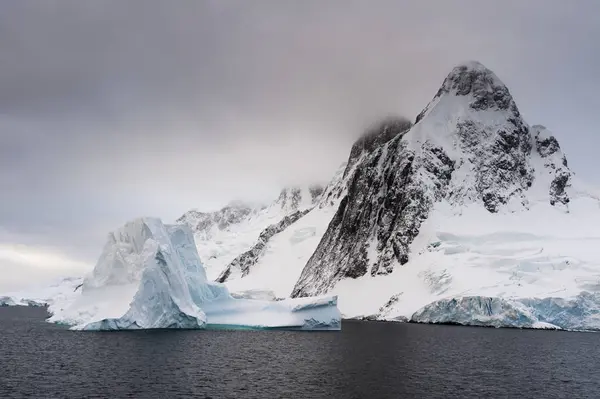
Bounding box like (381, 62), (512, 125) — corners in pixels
(216, 209), (310, 282)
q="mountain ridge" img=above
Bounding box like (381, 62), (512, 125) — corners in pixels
(177, 184), (324, 280)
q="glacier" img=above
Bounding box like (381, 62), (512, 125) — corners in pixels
(46, 218), (341, 331)
(411, 293), (600, 331)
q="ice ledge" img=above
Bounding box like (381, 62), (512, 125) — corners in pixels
(410, 293), (600, 331)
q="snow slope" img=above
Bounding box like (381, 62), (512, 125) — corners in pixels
(177, 186), (323, 280)
(224, 204), (341, 298)
(222, 164), (347, 298)
(216, 209), (310, 283)
(46, 217), (340, 330)
(324, 197), (600, 327)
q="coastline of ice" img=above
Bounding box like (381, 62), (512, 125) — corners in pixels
(411, 293), (600, 331)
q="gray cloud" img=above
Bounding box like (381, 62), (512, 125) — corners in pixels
(1, 0), (600, 287)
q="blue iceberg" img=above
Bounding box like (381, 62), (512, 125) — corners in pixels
(49, 218), (341, 331)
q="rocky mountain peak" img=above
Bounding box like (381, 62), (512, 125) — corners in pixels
(178, 184), (325, 241)
(443, 61), (512, 107)
(292, 62), (574, 298)
(416, 61), (519, 123)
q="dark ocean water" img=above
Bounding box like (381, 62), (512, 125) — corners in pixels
(1, 306), (599, 399)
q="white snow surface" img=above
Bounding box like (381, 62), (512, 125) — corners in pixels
(224, 204), (339, 298)
(40, 218), (340, 330)
(223, 165), (347, 298)
(329, 197), (600, 330)
(179, 187), (321, 281)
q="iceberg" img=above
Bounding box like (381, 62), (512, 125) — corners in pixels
(410, 293), (600, 331)
(48, 218), (341, 331)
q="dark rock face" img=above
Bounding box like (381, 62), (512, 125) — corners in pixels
(550, 173), (570, 206)
(532, 126), (571, 206)
(441, 63), (515, 112)
(416, 61), (518, 124)
(292, 62), (572, 298)
(216, 210), (309, 283)
(536, 134), (561, 158)
(347, 117), (412, 167)
(292, 128), (455, 296)
(454, 118), (534, 213)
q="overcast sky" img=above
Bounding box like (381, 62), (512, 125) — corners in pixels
(2, 0), (600, 290)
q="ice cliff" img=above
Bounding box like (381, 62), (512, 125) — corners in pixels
(411, 293), (600, 331)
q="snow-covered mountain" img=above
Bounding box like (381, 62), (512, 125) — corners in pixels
(222, 61), (600, 330)
(284, 61), (600, 329)
(292, 61), (572, 297)
(177, 185), (323, 280)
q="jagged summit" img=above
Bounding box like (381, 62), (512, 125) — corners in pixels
(443, 61), (514, 110)
(416, 61), (519, 125)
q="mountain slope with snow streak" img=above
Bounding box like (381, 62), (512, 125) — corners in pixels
(221, 164), (348, 298)
(177, 186), (323, 281)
